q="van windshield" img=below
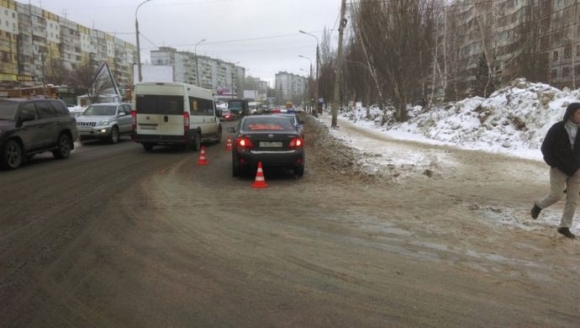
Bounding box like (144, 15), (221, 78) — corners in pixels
(136, 95), (184, 115)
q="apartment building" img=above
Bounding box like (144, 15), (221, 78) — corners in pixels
(151, 46), (247, 96)
(274, 71), (307, 104)
(0, 0), (18, 87)
(0, 0), (135, 89)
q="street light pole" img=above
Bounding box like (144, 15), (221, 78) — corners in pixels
(299, 30), (319, 116)
(194, 38), (206, 87)
(135, 0), (152, 83)
(299, 55), (313, 112)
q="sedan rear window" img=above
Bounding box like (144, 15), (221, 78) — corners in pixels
(242, 117), (295, 131)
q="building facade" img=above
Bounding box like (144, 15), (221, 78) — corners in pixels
(0, 0), (135, 90)
(274, 71), (307, 104)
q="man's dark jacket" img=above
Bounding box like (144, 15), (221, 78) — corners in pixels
(542, 103), (580, 176)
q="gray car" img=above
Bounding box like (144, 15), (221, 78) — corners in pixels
(76, 103), (134, 144)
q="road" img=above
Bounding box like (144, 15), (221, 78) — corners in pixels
(1, 116), (579, 327)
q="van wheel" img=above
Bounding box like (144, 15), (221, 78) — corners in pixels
(109, 126), (119, 144)
(143, 143), (154, 151)
(1, 140), (23, 169)
(192, 132), (201, 151)
(216, 127), (222, 144)
(53, 134), (72, 159)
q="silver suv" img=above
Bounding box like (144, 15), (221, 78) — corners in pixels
(76, 103), (133, 144)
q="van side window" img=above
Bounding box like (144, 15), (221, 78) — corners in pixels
(190, 97), (214, 116)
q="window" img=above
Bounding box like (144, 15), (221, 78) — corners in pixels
(575, 65), (580, 76)
(553, 51), (559, 62)
(189, 97), (214, 116)
(551, 69), (558, 79)
(36, 101), (56, 119)
(563, 66), (571, 77)
(19, 103), (36, 120)
(49, 100), (69, 116)
(564, 45), (572, 59)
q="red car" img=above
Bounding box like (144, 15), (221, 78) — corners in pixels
(220, 110), (236, 121)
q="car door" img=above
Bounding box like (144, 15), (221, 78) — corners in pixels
(119, 104), (133, 134)
(17, 102), (44, 151)
(34, 101), (59, 148)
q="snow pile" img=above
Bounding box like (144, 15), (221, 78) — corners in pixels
(340, 78), (580, 159)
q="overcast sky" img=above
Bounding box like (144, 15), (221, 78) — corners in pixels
(39, 0), (343, 85)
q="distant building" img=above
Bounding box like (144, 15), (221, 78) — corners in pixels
(275, 71), (307, 104)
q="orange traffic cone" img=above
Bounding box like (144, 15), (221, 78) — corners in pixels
(226, 137), (233, 150)
(251, 162), (268, 188)
(197, 146), (209, 165)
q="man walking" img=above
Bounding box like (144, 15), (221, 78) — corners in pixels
(531, 102), (580, 239)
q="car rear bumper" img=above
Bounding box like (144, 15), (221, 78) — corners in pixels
(133, 134), (186, 145)
(234, 150), (304, 168)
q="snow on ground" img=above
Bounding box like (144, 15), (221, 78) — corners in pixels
(316, 78), (580, 232)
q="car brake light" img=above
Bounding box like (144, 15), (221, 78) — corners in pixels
(183, 112), (190, 132)
(236, 136), (254, 148)
(131, 110), (136, 130)
(288, 137), (304, 148)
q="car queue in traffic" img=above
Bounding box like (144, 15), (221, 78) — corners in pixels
(0, 83), (306, 179)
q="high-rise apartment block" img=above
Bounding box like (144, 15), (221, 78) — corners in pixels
(0, 0), (135, 89)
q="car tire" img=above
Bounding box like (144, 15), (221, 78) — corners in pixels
(52, 134), (72, 159)
(1, 139), (23, 169)
(143, 143), (154, 151)
(109, 126), (119, 144)
(216, 127), (222, 144)
(192, 132), (201, 151)
(294, 165), (304, 178)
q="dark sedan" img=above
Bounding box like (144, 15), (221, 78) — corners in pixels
(227, 115), (305, 178)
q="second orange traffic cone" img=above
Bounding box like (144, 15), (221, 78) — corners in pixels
(226, 137), (233, 150)
(251, 162), (268, 188)
(197, 146), (209, 165)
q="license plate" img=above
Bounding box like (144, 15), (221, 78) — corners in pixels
(260, 141), (282, 147)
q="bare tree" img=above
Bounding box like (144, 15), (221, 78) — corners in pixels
(43, 58), (70, 86)
(69, 61), (114, 104)
(353, 0), (435, 122)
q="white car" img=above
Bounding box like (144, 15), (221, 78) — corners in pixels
(76, 103), (134, 144)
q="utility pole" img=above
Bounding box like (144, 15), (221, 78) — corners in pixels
(332, 0), (347, 128)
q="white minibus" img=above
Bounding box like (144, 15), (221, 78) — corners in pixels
(132, 82), (222, 151)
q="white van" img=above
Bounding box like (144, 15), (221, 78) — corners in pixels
(132, 82), (222, 151)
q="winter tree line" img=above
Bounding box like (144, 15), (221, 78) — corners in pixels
(307, 0), (553, 122)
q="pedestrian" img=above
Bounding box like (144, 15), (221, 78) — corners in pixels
(531, 102), (580, 239)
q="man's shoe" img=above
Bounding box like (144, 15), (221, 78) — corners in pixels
(531, 204), (541, 219)
(557, 227), (576, 239)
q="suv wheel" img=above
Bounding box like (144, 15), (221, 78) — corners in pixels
(1, 140), (23, 169)
(53, 134), (72, 159)
(109, 126), (120, 144)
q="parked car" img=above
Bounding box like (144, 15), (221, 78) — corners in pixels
(220, 110), (237, 122)
(227, 115), (305, 178)
(75, 103), (133, 144)
(0, 97), (78, 170)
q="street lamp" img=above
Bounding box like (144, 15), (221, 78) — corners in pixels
(299, 30), (319, 116)
(194, 38), (206, 86)
(135, 0), (153, 83)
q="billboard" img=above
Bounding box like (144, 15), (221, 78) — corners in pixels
(132, 64), (174, 84)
